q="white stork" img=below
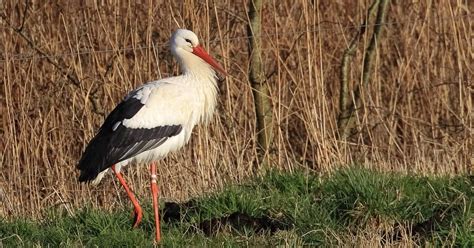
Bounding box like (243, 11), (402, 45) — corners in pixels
(77, 29), (226, 242)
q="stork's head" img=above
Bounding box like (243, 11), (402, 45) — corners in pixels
(170, 29), (227, 76)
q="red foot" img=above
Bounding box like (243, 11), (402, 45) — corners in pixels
(132, 204), (143, 228)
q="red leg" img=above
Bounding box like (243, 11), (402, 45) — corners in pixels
(150, 162), (161, 242)
(111, 165), (143, 228)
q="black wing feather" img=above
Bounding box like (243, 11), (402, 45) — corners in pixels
(77, 97), (182, 182)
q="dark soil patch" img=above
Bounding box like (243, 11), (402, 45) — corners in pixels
(162, 201), (291, 236)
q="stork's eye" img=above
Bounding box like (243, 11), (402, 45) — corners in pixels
(184, 38), (192, 45)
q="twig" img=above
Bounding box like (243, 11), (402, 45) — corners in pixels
(0, 0), (81, 88)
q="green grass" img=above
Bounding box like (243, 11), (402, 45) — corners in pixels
(1, 168), (473, 247)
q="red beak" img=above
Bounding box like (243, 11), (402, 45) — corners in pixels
(192, 45), (227, 77)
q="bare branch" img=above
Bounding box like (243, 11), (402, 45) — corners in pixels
(337, 0), (390, 139)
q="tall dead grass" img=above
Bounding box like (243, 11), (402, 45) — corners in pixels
(1, 0), (472, 217)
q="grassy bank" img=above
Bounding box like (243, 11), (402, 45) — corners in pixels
(1, 168), (472, 247)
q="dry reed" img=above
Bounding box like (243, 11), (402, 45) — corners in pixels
(0, 0), (472, 218)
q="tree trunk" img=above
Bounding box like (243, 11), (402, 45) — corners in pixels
(248, 0), (273, 167)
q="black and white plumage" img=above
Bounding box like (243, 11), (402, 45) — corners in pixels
(77, 29), (226, 184)
(77, 94), (182, 182)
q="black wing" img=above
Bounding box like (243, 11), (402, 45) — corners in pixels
(77, 96), (182, 182)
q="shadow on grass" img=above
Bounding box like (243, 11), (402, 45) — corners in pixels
(163, 201), (292, 236)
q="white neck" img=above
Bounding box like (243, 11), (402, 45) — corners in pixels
(179, 52), (217, 78)
(177, 51), (219, 124)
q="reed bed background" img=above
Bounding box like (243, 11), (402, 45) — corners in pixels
(1, 0), (472, 218)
